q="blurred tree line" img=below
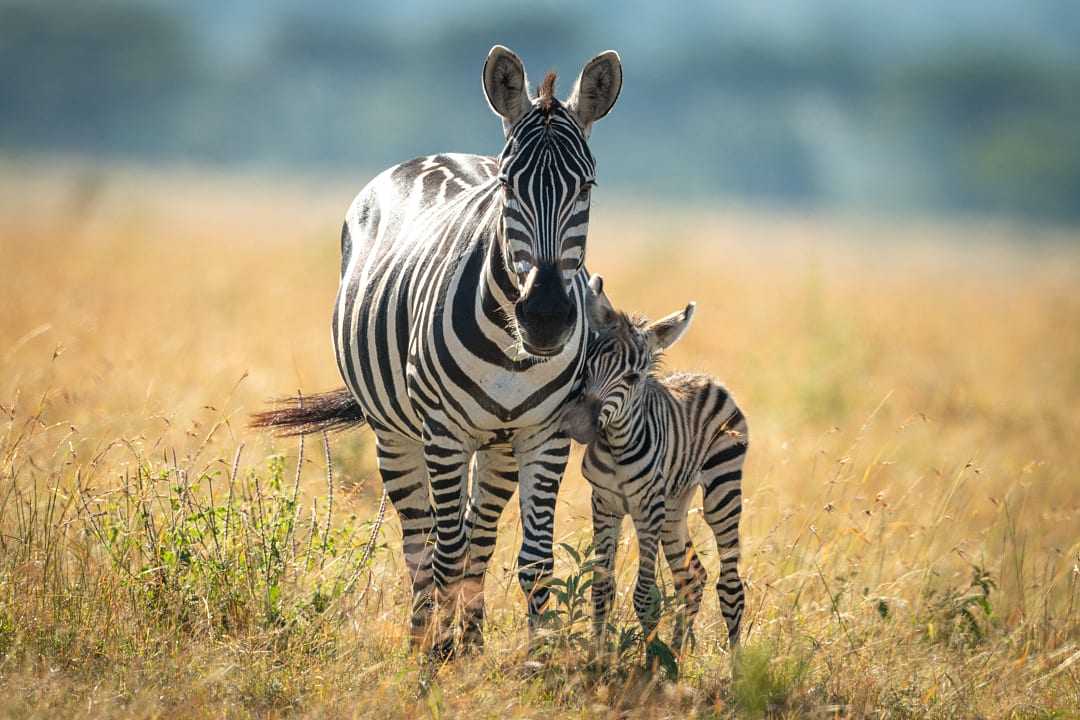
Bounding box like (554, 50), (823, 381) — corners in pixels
(2, 1), (1079, 223)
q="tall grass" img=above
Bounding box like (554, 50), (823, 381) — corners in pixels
(0, 392), (391, 709)
(0, 163), (1078, 717)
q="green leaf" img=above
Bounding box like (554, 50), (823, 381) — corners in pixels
(646, 638), (679, 681)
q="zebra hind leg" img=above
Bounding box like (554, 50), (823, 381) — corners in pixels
(703, 466), (745, 649)
(460, 446), (518, 652)
(661, 502), (707, 654)
(373, 432), (436, 650)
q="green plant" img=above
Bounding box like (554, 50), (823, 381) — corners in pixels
(533, 541), (682, 683)
(731, 643), (810, 717)
(921, 564), (997, 647)
(68, 438), (386, 642)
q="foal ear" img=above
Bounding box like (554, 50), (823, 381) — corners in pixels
(483, 45), (532, 135)
(586, 274), (618, 330)
(566, 50), (623, 136)
(646, 302), (696, 352)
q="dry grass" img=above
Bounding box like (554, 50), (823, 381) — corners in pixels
(1, 161), (1079, 719)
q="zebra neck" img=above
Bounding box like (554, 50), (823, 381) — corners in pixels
(602, 403), (644, 453)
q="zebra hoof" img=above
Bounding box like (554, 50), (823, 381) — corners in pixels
(427, 635), (456, 663)
(520, 659), (545, 678)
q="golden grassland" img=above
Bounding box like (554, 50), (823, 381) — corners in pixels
(1, 162), (1079, 718)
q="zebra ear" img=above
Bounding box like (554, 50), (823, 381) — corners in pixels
(646, 302), (696, 352)
(566, 50), (623, 136)
(483, 45), (532, 135)
(586, 274), (618, 330)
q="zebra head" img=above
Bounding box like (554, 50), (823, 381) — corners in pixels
(561, 275), (695, 443)
(483, 46), (623, 357)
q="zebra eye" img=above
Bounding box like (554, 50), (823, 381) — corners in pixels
(578, 185), (593, 202)
(623, 371), (641, 384)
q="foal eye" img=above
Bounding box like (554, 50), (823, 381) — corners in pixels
(623, 371), (641, 384)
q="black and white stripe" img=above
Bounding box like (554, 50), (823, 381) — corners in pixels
(561, 278), (748, 651)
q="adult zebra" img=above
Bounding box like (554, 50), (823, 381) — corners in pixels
(254, 46), (622, 654)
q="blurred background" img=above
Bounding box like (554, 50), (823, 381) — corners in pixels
(3, 0), (1080, 222)
(1, 4), (1079, 715)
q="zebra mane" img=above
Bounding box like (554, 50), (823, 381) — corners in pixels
(536, 71), (558, 112)
(595, 309), (665, 371)
(595, 309), (647, 342)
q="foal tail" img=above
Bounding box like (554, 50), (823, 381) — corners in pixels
(250, 388), (365, 436)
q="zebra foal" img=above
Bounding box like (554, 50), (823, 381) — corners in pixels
(561, 277), (748, 652)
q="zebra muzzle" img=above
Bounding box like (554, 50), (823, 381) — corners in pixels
(516, 265), (576, 356)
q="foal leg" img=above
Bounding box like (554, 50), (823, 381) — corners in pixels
(702, 463), (745, 648)
(590, 494), (622, 643)
(630, 507), (664, 643)
(661, 491), (707, 653)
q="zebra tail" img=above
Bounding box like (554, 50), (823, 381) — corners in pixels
(250, 388), (365, 436)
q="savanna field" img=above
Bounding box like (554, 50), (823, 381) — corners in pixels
(1, 163), (1078, 719)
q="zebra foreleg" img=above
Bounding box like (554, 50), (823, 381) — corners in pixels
(423, 424), (473, 659)
(590, 495), (621, 645)
(512, 428), (569, 644)
(460, 445), (518, 651)
(630, 510), (664, 645)
(373, 431), (436, 650)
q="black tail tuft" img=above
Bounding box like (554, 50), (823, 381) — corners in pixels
(250, 388), (365, 437)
